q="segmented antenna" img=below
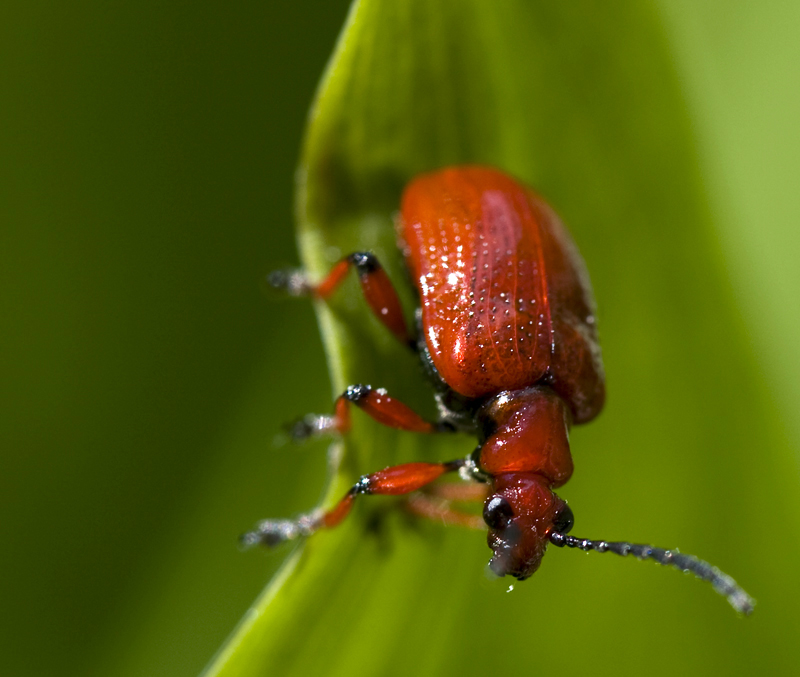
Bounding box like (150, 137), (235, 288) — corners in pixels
(549, 532), (754, 615)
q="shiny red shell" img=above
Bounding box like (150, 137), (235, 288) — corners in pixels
(400, 166), (605, 424)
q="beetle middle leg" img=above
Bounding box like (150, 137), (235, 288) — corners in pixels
(269, 251), (415, 349)
(241, 458), (469, 547)
(289, 383), (454, 441)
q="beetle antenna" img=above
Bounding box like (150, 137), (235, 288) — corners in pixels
(549, 532), (754, 615)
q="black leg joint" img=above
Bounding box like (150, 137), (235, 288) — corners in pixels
(344, 384), (371, 402)
(434, 421), (458, 433)
(347, 251), (380, 275)
(442, 458), (467, 473)
(352, 476), (372, 495)
(461, 448), (490, 483)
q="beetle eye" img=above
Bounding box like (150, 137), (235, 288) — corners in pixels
(483, 496), (514, 529)
(552, 504), (574, 534)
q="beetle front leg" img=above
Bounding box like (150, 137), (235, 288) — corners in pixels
(404, 481), (489, 530)
(241, 459), (467, 547)
(269, 252), (414, 349)
(289, 384), (452, 441)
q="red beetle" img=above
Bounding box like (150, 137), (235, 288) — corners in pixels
(244, 166), (753, 613)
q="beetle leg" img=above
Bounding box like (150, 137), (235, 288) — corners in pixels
(404, 493), (486, 530)
(241, 459), (466, 547)
(269, 252), (414, 349)
(401, 481), (489, 529)
(421, 481), (490, 502)
(289, 384), (453, 441)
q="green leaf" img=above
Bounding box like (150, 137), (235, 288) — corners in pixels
(205, 2), (800, 676)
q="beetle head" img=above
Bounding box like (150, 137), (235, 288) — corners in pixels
(484, 472), (573, 580)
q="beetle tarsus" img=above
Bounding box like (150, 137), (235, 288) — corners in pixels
(285, 414), (339, 441)
(267, 268), (311, 297)
(241, 512), (323, 548)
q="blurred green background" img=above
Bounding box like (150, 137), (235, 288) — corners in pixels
(2, 2), (799, 677)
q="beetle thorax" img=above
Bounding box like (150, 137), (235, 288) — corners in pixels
(476, 386), (573, 487)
